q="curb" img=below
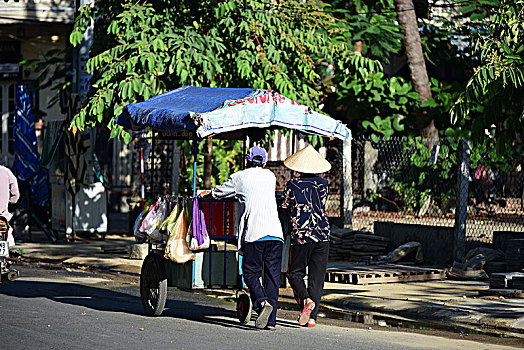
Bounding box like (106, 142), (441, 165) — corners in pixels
(317, 300), (524, 339)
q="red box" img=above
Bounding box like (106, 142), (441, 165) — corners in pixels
(201, 201), (237, 237)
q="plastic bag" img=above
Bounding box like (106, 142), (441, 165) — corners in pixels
(187, 197), (210, 251)
(160, 203), (181, 232)
(139, 201), (160, 235)
(133, 210), (147, 243)
(187, 221), (210, 250)
(149, 203), (181, 242)
(142, 199), (170, 242)
(165, 207), (194, 263)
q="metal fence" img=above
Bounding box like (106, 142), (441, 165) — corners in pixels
(129, 132), (180, 199)
(349, 136), (524, 245)
(119, 133), (524, 248)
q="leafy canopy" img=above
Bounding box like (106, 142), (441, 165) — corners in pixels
(70, 0), (380, 142)
(451, 0), (524, 156)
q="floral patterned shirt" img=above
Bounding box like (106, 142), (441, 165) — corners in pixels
(281, 176), (330, 245)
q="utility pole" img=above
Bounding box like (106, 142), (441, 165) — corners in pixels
(454, 139), (470, 262)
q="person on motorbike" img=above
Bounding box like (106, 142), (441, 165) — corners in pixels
(0, 165), (20, 252)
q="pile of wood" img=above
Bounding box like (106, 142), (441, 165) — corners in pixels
(481, 271), (524, 297)
(479, 272), (524, 298)
(349, 233), (389, 261)
(489, 272), (524, 289)
(329, 228), (389, 262)
(329, 228), (354, 260)
(513, 275), (524, 289)
(326, 263), (446, 285)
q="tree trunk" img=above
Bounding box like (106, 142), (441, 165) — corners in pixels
(354, 41), (362, 53)
(394, 0), (438, 141)
(203, 138), (213, 189)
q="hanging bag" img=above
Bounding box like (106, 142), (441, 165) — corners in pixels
(149, 199), (170, 242)
(165, 206), (194, 263)
(187, 196), (210, 250)
(139, 201), (160, 235)
(133, 210), (147, 243)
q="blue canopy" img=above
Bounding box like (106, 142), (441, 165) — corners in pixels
(117, 86), (351, 141)
(117, 86), (256, 132)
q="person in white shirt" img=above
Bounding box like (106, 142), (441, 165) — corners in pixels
(203, 146), (283, 330)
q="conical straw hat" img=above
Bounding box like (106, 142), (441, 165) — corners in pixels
(284, 145), (331, 174)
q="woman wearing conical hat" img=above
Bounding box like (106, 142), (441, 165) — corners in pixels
(281, 145), (331, 327)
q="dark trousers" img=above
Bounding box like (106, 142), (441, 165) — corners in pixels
(242, 240), (283, 327)
(287, 241), (329, 320)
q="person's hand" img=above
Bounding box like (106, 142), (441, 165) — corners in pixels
(198, 190), (211, 198)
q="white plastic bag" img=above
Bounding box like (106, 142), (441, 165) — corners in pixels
(187, 219), (210, 250)
(139, 201), (160, 235)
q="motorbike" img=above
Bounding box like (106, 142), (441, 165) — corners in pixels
(0, 216), (18, 285)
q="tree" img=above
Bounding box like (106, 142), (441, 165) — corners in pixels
(70, 0), (379, 142)
(451, 0), (524, 157)
(394, 0), (438, 141)
(69, 0), (380, 192)
(328, 0), (414, 140)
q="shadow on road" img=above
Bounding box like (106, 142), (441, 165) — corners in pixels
(0, 280), (301, 330)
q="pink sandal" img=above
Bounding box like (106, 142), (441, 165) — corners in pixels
(298, 300), (315, 326)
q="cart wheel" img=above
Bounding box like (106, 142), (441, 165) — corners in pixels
(236, 293), (252, 324)
(140, 253), (167, 316)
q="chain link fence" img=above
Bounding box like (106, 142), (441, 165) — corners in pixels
(349, 136), (524, 247)
(120, 133), (523, 257)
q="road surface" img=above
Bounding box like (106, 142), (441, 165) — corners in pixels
(0, 264), (522, 350)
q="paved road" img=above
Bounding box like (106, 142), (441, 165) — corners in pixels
(0, 264), (522, 350)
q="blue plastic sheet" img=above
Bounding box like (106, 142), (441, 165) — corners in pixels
(117, 86), (256, 132)
(118, 86), (351, 141)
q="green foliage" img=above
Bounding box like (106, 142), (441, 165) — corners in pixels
(69, 0), (381, 191)
(436, 0), (501, 24)
(71, 0), (380, 141)
(326, 0), (403, 63)
(338, 71), (418, 141)
(451, 0), (524, 157)
(385, 138), (458, 213)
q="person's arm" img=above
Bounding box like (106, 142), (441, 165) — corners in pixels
(8, 172), (19, 204)
(280, 183), (293, 211)
(321, 180), (329, 207)
(211, 175), (237, 199)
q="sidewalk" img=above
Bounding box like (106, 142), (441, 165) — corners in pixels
(12, 234), (524, 338)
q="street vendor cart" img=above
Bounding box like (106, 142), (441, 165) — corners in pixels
(117, 86), (350, 321)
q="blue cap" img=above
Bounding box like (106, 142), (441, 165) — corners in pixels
(246, 146), (267, 164)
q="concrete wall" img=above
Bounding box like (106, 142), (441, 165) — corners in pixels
(374, 222), (454, 266)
